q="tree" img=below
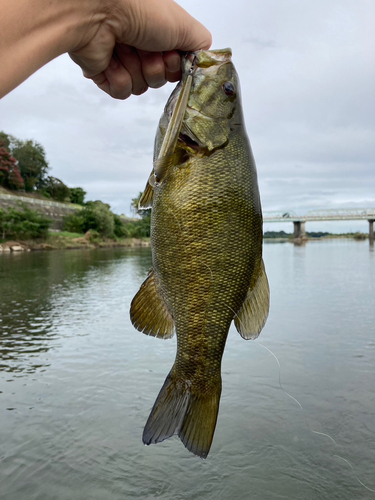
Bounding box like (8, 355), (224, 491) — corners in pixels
(40, 176), (70, 202)
(10, 138), (49, 191)
(69, 187), (86, 205)
(0, 131), (11, 150)
(0, 146), (24, 190)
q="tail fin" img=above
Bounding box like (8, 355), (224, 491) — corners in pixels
(142, 370), (221, 459)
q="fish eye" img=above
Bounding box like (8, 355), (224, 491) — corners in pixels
(222, 81), (236, 97)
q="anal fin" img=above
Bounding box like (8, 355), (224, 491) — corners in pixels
(234, 259), (270, 339)
(130, 269), (175, 339)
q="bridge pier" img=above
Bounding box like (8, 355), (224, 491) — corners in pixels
(293, 221), (307, 242)
(369, 219), (374, 241)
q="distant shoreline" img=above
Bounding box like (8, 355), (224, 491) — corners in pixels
(1, 230), (369, 254)
(0, 231), (151, 253)
(263, 231), (368, 242)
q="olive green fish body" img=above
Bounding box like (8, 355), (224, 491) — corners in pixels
(130, 49), (269, 458)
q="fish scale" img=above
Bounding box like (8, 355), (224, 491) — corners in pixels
(130, 49), (270, 458)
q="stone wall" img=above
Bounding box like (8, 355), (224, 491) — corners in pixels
(0, 193), (81, 230)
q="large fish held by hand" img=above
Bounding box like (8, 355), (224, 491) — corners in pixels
(130, 49), (270, 458)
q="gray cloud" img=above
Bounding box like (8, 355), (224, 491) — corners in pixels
(0, 0), (373, 233)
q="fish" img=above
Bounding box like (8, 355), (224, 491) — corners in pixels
(130, 48), (270, 459)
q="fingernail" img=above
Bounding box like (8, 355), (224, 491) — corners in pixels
(165, 56), (180, 73)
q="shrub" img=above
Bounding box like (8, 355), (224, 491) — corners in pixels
(63, 201), (114, 238)
(63, 202), (151, 239)
(69, 187), (86, 205)
(63, 212), (86, 234)
(85, 201), (114, 237)
(0, 204), (52, 240)
(121, 214), (151, 238)
(40, 176), (70, 202)
(113, 214), (127, 238)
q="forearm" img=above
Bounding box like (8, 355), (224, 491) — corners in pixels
(0, 0), (103, 98)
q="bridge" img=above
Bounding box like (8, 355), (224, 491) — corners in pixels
(263, 208), (375, 241)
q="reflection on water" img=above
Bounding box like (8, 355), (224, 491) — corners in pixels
(0, 249), (152, 374)
(0, 241), (374, 500)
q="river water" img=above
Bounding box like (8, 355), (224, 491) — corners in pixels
(1, 240), (374, 500)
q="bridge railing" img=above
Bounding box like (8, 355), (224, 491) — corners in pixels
(263, 208), (375, 222)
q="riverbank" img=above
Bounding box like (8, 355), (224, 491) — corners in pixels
(0, 230), (150, 252)
(264, 232), (369, 242)
(1, 230), (369, 253)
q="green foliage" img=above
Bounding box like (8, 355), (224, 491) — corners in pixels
(63, 212), (86, 234)
(69, 187), (86, 205)
(85, 201), (115, 237)
(0, 204), (52, 240)
(0, 131), (50, 191)
(63, 201), (115, 237)
(306, 231), (330, 238)
(0, 132), (11, 150)
(63, 202), (151, 239)
(121, 214), (151, 238)
(353, 232), (367, 240)
(40, 176), (70, 202)
(8, 137), (49, 192)
(113, 214), (127, 238)
(263, 230), (292, 239)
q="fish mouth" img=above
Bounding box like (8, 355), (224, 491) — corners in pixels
(178, 132), (200, 151)
(182, 48), (232, 77)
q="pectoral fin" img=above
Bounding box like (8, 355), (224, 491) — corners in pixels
(139, 182), (154, 209)
(234, 259), (270, 339)
(130, 269), (175, 339)
(153, 151), (184, 183)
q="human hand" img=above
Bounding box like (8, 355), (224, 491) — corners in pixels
(69, 0), (212, 99)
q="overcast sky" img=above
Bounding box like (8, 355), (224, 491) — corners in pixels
(0, 0), (374, 233)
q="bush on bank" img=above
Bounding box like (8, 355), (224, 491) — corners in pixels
(0, 204), (52, 240)
(63, 201), (151, 239)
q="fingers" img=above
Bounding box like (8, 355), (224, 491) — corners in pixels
(115, 45), (148, 95)
(92, 56), (133, 99)
(88, 47), (183, 100)
(137, 51), (167, 89)
(68, 0), (211, 100)
(163, 51), (182, 83)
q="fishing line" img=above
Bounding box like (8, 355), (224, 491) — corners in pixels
(253, 339), (375, 494)
(224, 303), (374, 493)
(253, 340), (337, 445)
(333, 455), (375, 493)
